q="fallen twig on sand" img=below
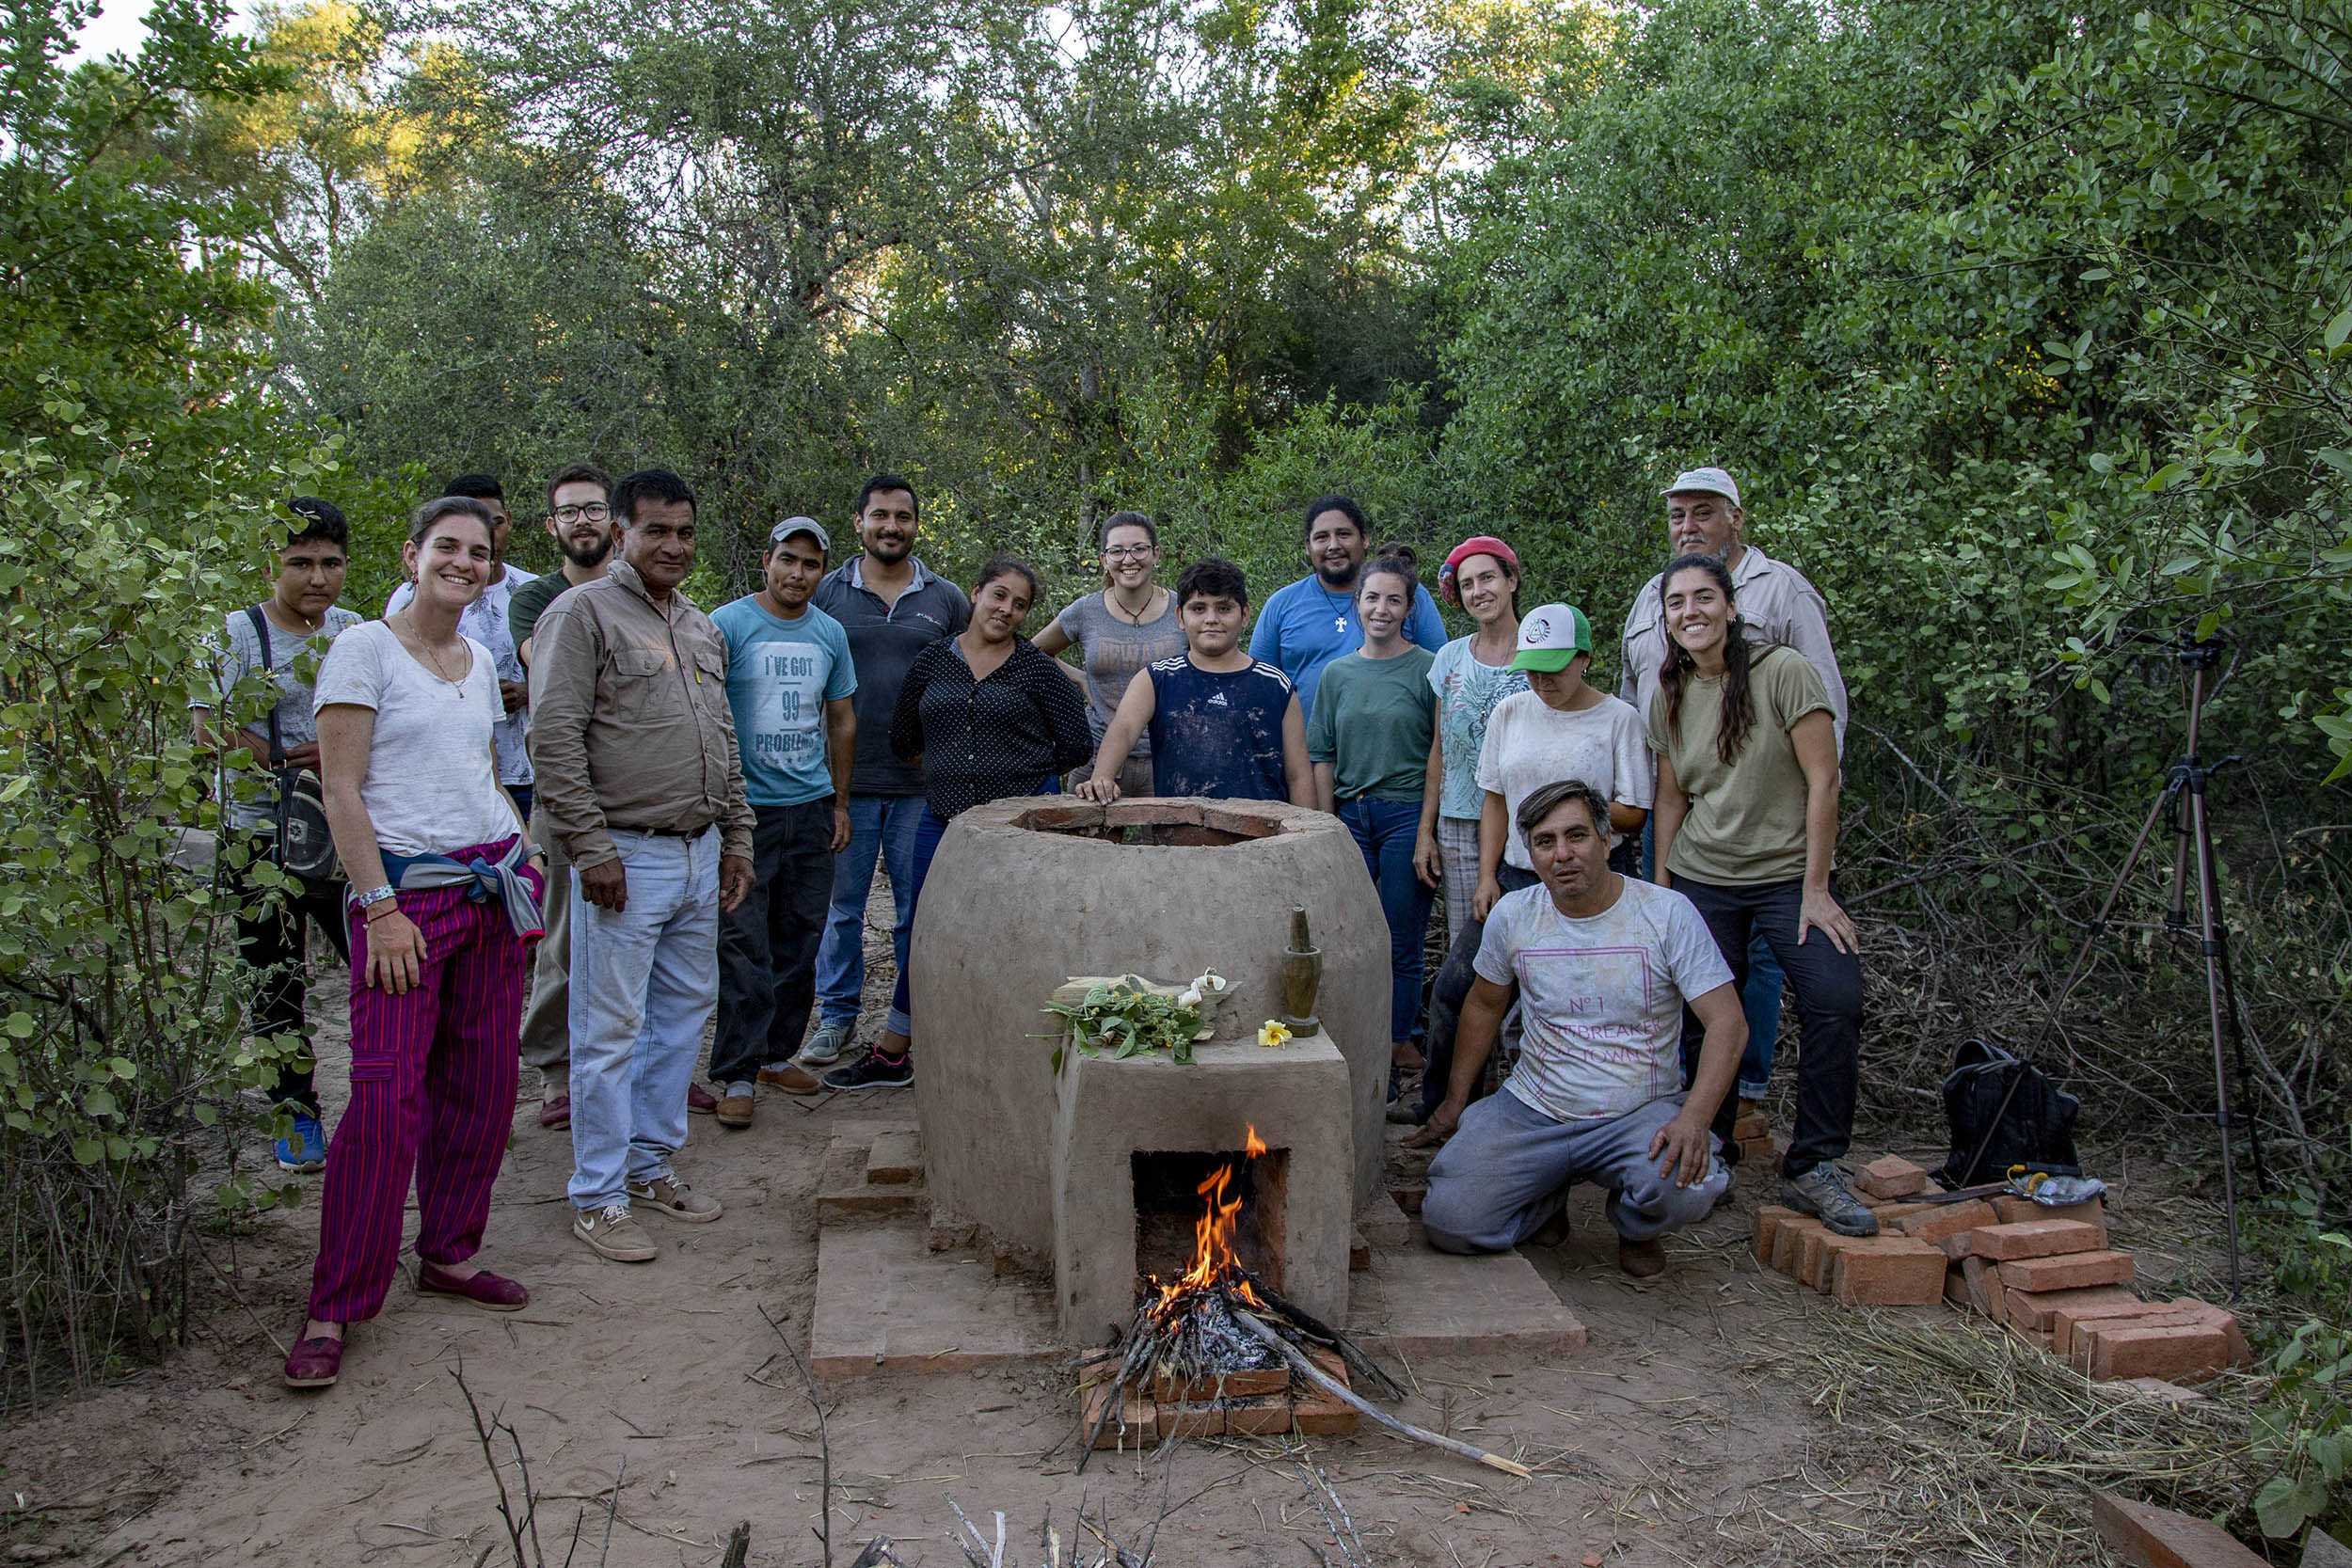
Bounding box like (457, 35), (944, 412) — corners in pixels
(1231, 1309), (1532, 1479)
(450, 1358), (547, 1568)
(759, 1305), (834, 1568)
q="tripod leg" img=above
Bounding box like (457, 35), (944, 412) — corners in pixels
(2187, 784), (2244, 1298)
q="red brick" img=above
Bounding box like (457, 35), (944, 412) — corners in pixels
(1829, 1239), (1947, 1307)
(1961, 1256), (2003, 1320)
(1732, 1111), (1768, 1140)
(1941, 1218), (2103, 1260)
(1152, 1364), (1287, 1402)
(1106, 798), (1203, 828)
(1739, 1134), (1777, 1164)
(1221, 1396), (1294, 1435)
(2083, 1322), (2234, 1383)
(2008, 1322), (2053, 1352)
(1391, 1186), (1425, 1215)
(2051, 1298), (2168, 1359)
(1156, 1401), (1225, 1438)
(2091, 1489), (2269, 1568)
(1083, 1381), (1157, 1449)
(1753, 1205), (1801, 1264)
(1997, 1249), (2136, 1294)
(1291, 1393), (1359, 1434)
(1993, 1195), (2107, 1245)
(1853, 1155), (1931, 1199)
(2006, 1282), (2142, 1334)
(1021, 800), (1106, 832)
(1797, 1227), (1838, 1289)
(1944, 1263), (1972, 1308)
(2069, 1308), (2209, 1370)
(1892, 1198), (1999, 1247)
(1771, 1214), (1822, 1277)
(2166, 1300), (2252, 1368)
(1199, 805), (1280, 840)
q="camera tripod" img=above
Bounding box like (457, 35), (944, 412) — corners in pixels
(1962, 634), (2266, 1295)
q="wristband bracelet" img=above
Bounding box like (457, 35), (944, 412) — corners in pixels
(364, 901), (404, 924)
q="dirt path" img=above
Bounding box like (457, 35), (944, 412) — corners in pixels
(1, 917), (2057, 1567)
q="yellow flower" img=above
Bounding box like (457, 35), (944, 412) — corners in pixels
(1257, 1021), (1293, 1048)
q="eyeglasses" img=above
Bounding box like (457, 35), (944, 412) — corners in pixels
(1102, 545), (1155, 560)
(554, 503), (612, 523)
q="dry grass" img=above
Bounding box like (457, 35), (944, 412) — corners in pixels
(1683, 1311), (2265, 1567)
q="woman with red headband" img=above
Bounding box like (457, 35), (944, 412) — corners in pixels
(1414, 537), (1528, 945)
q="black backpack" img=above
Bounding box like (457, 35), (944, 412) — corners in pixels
(1941, 1038), (2082, 1185)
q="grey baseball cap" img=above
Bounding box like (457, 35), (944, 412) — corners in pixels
(769, 515), (831, 552)
(1661, 466), (1741, 508)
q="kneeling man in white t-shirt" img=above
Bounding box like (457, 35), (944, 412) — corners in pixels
(1420, 779), (1748, 1275)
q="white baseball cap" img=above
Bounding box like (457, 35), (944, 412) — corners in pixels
(1510, 603), (1593, 673)
(1662, 467), (1741, 508)
(769, 515), (832, 552)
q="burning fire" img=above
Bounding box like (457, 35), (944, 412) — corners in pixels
(1147, 1127), (1268, 1322)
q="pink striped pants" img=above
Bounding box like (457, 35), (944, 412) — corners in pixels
(308, 847), (536, 1323)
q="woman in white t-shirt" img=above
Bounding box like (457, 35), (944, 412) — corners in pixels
(280, 497), (548, 1393)
(1401, 602), (1652, 1132)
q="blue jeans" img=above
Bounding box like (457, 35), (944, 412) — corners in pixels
(1639, 819), (1780, 1098)
(1423, 1088), (1727, 1252)
(1339, 797), (1436, 1046)
(1740, 936), (1784, 1097)
(566, 827), (721, 1212)
(815, 795), (926, 1029)
(885, 809), (952, 1037)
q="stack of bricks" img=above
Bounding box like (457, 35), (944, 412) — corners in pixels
(1078, 1346), (1358, 1449)
(1762, 1154), (2253, 1384)
(1756, 1154), (2250, 1384)
(1752, 1152), (1957, 1307)
(1732, 1107), (1775, 1166)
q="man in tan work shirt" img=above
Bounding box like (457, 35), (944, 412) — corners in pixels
(529, 467), (756, 1264)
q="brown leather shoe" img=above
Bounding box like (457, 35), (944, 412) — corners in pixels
(1618, 1236), (1666, 1278)
(715, 1093), (755, 1129)
(538, 1094), (570, 1131)
(757, 1063), (822, 1095)
(688, 1082), (719, 1115)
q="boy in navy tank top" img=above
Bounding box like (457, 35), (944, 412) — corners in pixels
(1075, 558), (1311, 804)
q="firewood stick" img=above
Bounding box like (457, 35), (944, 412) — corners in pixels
(1228, 1308), (1534, 1479)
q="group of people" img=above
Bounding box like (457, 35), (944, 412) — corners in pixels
(197, 458), (1873, 1393)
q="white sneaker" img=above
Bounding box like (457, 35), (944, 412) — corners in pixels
(800, 1020), (853, 1066)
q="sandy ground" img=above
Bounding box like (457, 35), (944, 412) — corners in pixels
(2, 899), (2163, 1568)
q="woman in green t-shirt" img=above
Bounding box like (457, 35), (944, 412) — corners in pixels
(1649, 553), (1875, 1237)
(1307, 546), (1439, 1076)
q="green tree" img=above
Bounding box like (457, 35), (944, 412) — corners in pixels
(3, 0), (320, 1395)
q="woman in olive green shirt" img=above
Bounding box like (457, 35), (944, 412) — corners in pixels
(1308, 546), (1438, 1072)
(1649, 552), (1875, 1238)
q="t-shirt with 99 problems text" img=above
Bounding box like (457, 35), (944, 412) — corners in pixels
(711, 595), (858, 807)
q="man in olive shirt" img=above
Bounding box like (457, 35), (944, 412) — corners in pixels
(530, 467), (755, 1264)
(510, 460), (612, 1132)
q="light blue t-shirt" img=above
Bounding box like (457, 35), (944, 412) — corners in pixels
(1248, 575), (1448, 724)
(1427, 637), (1528, 820)
(712, 595), (858, 807)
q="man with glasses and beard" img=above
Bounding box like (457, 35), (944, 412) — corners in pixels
(510, 462), (614, 1131)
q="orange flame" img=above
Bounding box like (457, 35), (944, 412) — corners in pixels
(1146, 1127), (1268, 1319)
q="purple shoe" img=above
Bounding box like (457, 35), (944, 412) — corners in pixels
(282, 1335), (343, 1389)
(418, 1262), (531, 1311)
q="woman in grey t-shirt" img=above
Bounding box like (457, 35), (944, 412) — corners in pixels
(1032, 511), (1185, 796)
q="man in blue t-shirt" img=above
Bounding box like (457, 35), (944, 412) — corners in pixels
(707, 518), (859, 1126)
(1247, 494), (1448, 723)
(1077, 558), (1311, 806)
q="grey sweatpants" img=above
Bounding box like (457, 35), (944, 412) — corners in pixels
(516, 805), (571, 1094)
(1422, 1088), (1727, 1253)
